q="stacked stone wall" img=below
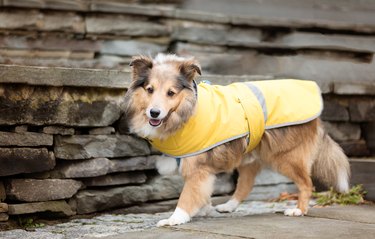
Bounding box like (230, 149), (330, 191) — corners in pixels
(1, 0), (375, 221)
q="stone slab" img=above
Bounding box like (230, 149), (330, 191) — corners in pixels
(321, 97), (350, 121)
(350, 158), (375, 200)
(88, 127), (115, 135)
(308, 205), (375, 224)
(82, 172), (147, 187)
(175, 42), (227, 54)
(0, 55), (127, 69)
(334, 81), (375, 95)
(5, 179), (84, 202)
(46, 156), (157, 179)
(247, 184), (298, 201)
(86, 15), (169, 36)
(0, 35), (101, 52)
(0, 202), (8, 213)
(0, 84), (126, 126)
(14, 125), (28, 133)
(275, 32), (375, 53)
(43, 126), (75, 135)
(0, 148), (55, 177)
(72, 175), (183, 214)
(171, 21), (261, 46)
(99, 40), (168, 57)
(0, 64), (131, 88)
(54, 135), (150, 159)
(0, 213), (8, 222)
(184, 0), (375, 33)
(3, 0), (90, 11)
(322, 121), (361, 141)
(0, 181), (5, 201)
(0, 49), (94, 59)
(7, 200), (75, 216)
(0, 131), (53, 146)
(349, 97), (375, 122)
(176, 213), (375, 239)
(192, 52), (375, 94)
(255, 169), (292, 185)
(0, 9), (84, 33)
(340, 140), (370, 157)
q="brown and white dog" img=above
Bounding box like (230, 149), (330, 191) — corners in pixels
(123, 53), (350, 227)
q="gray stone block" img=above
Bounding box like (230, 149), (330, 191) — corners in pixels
(0, 213), (8, 222)
(99, 40), (168, 57)
(334, 81), (375, 95)
(72, 184), (152, 214)
(43, 126), (75, 135)
(86, 15), (170, 36)
(321, 98), (350, 121)
(247, 184), (298, 201)
(8, 200), (75, 216)
(0, 131), (53, 146)
(322, 121), (361, 141)
(82, 172), (147, 187)
(54, 135), (150, 160)
(0, 84), (126, 126)
(89, 127), (115, 135)
(0, 64), (131, 88)
(5, 179), (84, 202)
(349, 98), (375, 122)
(2, 0), (90, 10)
(14, 125), (28, 133)
(73, 173), (235, 214)
(350, 158), (375, 200)
(47, 156), (157, 178)
(254, 169), (292, 186)
(0, 9), (84, 33)
(175, 42), (226, 54)
(340, 140), (370, 157)
(51, 158), (111, 178)
(172, 22), (261, 46)
(0, 148), (55, 177)
(108, 156), (156, 173)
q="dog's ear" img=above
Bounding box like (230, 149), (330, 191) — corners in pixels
(129, 56), (153, 81)
(179, 59), (201, 82)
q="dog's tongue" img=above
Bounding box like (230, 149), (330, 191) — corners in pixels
(149, 119), (162, 127)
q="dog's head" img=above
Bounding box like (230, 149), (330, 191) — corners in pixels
(124, 53), (201, 139)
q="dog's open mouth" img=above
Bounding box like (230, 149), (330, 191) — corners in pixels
(149, 119), (162, 127)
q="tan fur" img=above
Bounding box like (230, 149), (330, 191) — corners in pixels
(125, 54), (350, 223)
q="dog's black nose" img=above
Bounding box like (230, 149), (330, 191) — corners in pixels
(150, 108), (161, 118)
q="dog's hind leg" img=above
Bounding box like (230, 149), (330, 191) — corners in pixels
(276, 159), (313, 216)
(216, 160), (261, 213)
(157, 165), (216, 226)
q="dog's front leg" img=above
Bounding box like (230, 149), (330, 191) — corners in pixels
(157, 170), (215, 227)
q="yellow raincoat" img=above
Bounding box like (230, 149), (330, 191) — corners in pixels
(149, 79), (323, 158)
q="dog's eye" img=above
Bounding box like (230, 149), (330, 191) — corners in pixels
(167, 90), (175, 97)
(146, 87), (154, 94)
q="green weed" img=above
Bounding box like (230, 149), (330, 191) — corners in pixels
(312, 185), (367, 206)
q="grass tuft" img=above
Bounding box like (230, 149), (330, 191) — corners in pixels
(312, 185), (367, 206)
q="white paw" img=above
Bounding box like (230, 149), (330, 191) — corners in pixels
(215, 199), (239, 213)
(156, 207), (190, 227)
(284, 208), (303, 217)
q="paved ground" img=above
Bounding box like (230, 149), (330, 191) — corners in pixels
(0, 200), (374, 239)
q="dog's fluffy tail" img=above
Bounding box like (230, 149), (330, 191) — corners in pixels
(311, 124), (350, 193)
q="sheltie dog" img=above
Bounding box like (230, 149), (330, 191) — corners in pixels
(123, 53), (350, 227)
